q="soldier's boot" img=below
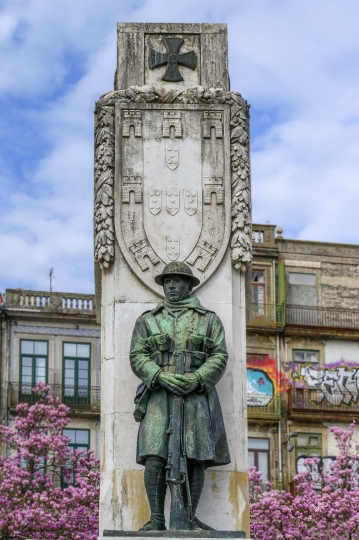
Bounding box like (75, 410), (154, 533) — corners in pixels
(139, 457), (167, 531)
(188, 462), (215, 531)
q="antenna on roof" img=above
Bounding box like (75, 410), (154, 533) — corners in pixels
(46, 267), (55, 292)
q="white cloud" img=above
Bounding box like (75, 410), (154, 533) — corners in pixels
(1, 0), (359, 293)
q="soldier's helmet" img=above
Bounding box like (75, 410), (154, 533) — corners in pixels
(154, 261), (200, 287)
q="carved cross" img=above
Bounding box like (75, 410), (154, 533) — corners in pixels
(149, 37), (197, 82)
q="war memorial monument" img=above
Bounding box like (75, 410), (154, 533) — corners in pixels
(94, 22), (252, 539)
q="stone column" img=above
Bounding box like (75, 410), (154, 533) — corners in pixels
(95, 23), (252, 537)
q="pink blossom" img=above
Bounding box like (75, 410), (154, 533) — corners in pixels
(249, 422), (359, 539)
(0, 382), (99, 539)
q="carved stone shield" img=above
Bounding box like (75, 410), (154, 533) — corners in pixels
(148, 189), (162, 215)
(184, 190), (197, 216)
(166, 190), (179, 216)
(115, 103), (231, 296)
(165, 145), (179, 170)
(167, 236), (180, 261)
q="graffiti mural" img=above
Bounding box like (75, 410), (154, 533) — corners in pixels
(247, 369), (274, 406)
(292, 363), (359, 406)
(247, 355), (289, 407)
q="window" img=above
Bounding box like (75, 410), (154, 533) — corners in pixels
(63, 428), (90, 452)
(20, 340), (48, 400)
(288, 272), (317, 307)
(293, 350), (319, 364)
(252, 270), (266, 315)
(289, 273), (316, 285)
(248, 438), (270, 481)
(63, 343), (91, 406)
(296, 433), (322, 473)
(62, 429), (90, 486)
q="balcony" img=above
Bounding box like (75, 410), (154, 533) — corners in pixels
(286, 305), (359, 332)
(288, 387), (359, 420)
(247, 395), (281, 421)
(9, 383), (101, 415)
(5, 289), (96, 316)
(252, 224), (278, 249)
(247, 303), (285, 329)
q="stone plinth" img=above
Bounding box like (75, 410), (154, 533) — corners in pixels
(100, 532), (248, 538)
(95, 22), (252, 539)
(99, 249), (250, 533)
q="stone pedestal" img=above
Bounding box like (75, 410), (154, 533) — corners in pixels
(95, 23), (251, 539)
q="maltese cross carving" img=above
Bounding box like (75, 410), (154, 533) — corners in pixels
(149, 37), (197, 82)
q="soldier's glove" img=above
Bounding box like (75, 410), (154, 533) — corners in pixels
(183, 372), (200, 394)
(158, 372), (189, 396)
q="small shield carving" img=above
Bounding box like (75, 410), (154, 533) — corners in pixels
(184, 190), (198, 216)
(165, 145), (179, 171)
(167, 236), (180, 261)
(148, 189), (162, 215)
(166, 190), (180, 216)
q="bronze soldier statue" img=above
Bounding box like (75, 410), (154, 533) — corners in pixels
(130, 262), (230, 531)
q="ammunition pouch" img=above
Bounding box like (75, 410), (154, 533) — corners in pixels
(134, 382), (150, 422)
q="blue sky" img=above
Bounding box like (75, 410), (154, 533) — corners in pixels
(1, 0), (359, 294)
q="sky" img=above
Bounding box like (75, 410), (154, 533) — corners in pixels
(1, 0), (359, 294)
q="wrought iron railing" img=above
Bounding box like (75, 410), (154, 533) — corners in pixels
(286, 305), (359, 330)
(288, 387), (359, 416)
(9, 383), (100, 412)
(247, 395), (281, 420)
(248, 303), (285, 328)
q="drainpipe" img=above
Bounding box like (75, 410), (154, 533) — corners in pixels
(273, 258), (283, 485)
(277, 333), (283, 486)
(5, 315), (11, 428)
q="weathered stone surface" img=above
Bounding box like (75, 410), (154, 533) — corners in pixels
(116, 24), (229, 91)
(96, 22), (251, 537)
(94, 86), (251, 275)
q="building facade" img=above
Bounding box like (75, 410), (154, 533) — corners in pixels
(2, 228), (359, 490)
(0, 289), (100, 458)
(248, 224), (359, 491)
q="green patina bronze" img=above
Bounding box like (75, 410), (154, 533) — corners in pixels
(130, 262), (230, 532)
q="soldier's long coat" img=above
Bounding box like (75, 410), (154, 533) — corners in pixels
(130, 298), (231, 467)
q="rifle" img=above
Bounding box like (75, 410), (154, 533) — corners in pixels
(166, 352), (192, 530)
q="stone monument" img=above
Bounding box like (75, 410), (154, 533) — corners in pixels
(94, 23), (252, 538)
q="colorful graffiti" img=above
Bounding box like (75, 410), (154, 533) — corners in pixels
(246, 355), (289, 406)
(292, 363), (359, 406)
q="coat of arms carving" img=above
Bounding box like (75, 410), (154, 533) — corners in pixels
(165, 145), (179, 170)
(184, 190), (198, 216)
(114, 103), (231, 295)
(166, 190), (180, 215)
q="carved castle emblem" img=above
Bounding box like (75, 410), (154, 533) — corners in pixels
(203, 111), (222, 138)
(167, 236), (180, 261)
(115, 103), (232, 296)
(166, 190), (180, 215)
(184, 190), (197, 215)
(122, 176), (142, 203)
(148, 190), (162, 215)
(203, 177), (224, 205)
(187, 241), (217, 272)
(130, 239), (160, 271)
(149, 37), (197, 83)
(122, 110), (142, 137)
(163, 112), (182, 138)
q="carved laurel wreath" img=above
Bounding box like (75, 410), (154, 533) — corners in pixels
(94, 85), (251, 271)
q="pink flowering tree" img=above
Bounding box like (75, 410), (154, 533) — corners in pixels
(0, 382), (99, 539)
(249, 423), (359, 539)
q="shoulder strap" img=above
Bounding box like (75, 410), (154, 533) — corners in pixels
(196, 312), (211, 337)
(145, 313), (161, 335)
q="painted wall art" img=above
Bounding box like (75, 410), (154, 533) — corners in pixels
(292, 361), (359, 406)
(247, 355), (289, 406)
